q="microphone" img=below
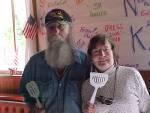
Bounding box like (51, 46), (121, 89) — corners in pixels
(26, 81), (43, 108)
(90, 72), (108, 104)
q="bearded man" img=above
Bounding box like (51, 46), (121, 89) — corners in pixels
(20, 9), (89, 113)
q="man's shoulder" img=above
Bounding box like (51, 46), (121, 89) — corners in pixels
(27, 50), (45, 64)
(73, 49), (90, 64)
(30, 50), (45, 59)
(74, 49), (86, 55)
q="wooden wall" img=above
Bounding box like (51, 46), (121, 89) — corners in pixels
(0, 76), (24, 102)
(0, 76), (29, 113)
(0, 76), (21, 94)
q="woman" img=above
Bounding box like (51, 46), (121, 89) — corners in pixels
(82, 34), (150, 113)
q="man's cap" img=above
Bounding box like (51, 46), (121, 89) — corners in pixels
(45, 9), (72, 25)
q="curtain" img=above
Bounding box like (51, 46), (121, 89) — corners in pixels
(24, 0), (39, 64)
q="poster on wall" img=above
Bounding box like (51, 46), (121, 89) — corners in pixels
(36, 0), (150, 70)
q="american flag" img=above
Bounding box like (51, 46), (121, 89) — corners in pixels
(23, 15), (38, 39)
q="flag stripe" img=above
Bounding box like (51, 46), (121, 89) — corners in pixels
(30, 23), (37, 39)
(23, 22), (30, 35)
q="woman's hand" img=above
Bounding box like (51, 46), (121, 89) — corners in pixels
(83, 102), (96, 113)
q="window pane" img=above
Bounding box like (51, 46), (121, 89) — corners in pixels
(0, 0), (14, 70)
(0, 0), (26, 73)
(14, 0), (26, 71)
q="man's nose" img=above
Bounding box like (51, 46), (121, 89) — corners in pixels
(53, 26), (60, 34)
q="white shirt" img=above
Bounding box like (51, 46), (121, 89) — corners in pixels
(82, 66), (150, 113)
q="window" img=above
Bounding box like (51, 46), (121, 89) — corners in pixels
(0, 0), (26, 75)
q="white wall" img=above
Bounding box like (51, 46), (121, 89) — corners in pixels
(36, 0), (150, 70)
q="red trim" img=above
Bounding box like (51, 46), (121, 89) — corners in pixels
(0, 94), (24, 102)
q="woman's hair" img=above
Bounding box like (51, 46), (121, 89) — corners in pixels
(87, 33), (119, 65)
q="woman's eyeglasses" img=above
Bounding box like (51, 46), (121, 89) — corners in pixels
(96, 96), (113, 105)
(92, 48), (111, 57)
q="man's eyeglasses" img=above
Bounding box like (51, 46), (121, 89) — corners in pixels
(96, 95), (113, 105)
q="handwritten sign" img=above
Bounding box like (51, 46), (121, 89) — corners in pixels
(36, 0), (150, 70)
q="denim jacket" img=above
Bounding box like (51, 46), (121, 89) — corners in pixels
(19, 50), (90, 113)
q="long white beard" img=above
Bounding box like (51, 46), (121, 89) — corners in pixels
(45, 35), (74, 68)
